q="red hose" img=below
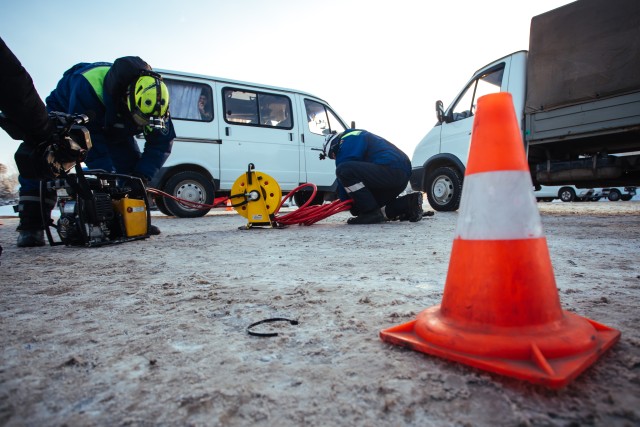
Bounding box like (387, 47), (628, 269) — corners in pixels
(147, 183), (352, 226)
(273, 183), (352, 226)
(147, 187), (230, 209)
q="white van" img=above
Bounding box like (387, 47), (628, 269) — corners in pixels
(139, 70), (350, 217)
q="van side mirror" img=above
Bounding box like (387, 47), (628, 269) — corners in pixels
(350, 121), (356, 129)
(436, 100), (445, 123)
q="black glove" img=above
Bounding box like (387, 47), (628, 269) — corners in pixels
(14, 113), (91, 180)
(15, 132), (90, 180)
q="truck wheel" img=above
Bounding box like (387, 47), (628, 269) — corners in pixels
(425, 167), (463, 211)
(559, 187), (576, 202)
(163, 171), (215, 218)
(607, 188), (621, 201)
(621, 194), (632, 201)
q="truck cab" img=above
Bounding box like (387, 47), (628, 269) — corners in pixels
(410, 52), (527, 211)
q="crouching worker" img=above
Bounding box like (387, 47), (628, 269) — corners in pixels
(321, 129), (423, 224)
(15, 56), (176, 247)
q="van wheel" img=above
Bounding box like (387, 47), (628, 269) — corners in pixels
(163, 171), (215, 218)
(154, 196), (174, 216)
(559, 187), (575, 202)
(607, 188), (621, 201)
(425, 167), (463, 211)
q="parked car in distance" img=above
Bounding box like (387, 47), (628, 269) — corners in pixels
(534, 186), (595, 202)
(593, 187), (637, 201)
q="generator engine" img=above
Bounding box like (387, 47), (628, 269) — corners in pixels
(47, 170), (150, 247)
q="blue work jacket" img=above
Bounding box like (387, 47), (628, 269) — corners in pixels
(45, 57), (175, 180)
(334, 130), (411, 200)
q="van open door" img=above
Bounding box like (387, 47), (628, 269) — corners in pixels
(299, 97), (347, 192)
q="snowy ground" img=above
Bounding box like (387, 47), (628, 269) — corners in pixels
(1, 200), (639, 426)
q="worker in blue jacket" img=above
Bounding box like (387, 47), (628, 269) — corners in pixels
(321, 129), (423, 224)
(15, 56), (176, 247)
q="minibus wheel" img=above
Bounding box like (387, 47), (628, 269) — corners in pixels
(154, 196), (174, 216)
(425, 166), (462, 211)
(163, 170), (215, 218)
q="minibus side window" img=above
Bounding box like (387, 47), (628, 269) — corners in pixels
(258, 94), (293, 129)
(164, 79), (213, 122)
(223, 88), (293, 129)
(304, 99), (346, 135)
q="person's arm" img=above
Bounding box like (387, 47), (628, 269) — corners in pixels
(0, 37), (53, 144)
(134, 118), (176, 181)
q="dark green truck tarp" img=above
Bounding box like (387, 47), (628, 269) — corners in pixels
(525, 0), (640, 113)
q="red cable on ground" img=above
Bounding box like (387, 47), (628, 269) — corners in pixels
(147, 183), (352, 226)
(146, 188), (229, 210)
(272, 183), (352, 226)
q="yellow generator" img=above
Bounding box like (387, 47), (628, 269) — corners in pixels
(48, 169), (151, 247)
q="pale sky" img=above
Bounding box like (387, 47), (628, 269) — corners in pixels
(0, 0), (574, 171)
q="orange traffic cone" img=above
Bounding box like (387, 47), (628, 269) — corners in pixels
(226, 198), (233, 211)
(380, 92), (620, 389)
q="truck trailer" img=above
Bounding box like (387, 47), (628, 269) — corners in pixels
(410, 0), (640, 211)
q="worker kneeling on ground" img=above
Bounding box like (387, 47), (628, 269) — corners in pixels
(321, 129), (423, 224)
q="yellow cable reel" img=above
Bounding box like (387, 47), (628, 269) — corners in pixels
(230, 163), (282, 229)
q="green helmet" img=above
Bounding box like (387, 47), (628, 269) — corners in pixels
(127, 71), (169, 128)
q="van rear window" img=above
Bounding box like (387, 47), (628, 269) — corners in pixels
(164, 80), (213, 122)
(223, 88), (293, 129)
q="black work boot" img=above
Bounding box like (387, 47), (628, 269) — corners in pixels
(15, 188), (53, 247)
(347, 208), (385, 225)
(402, 192), (424, 222)
(386, 192), (424, 222)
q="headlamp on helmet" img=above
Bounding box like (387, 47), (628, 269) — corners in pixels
(320, 132), (343, 160)
(127, 71), (170, 129)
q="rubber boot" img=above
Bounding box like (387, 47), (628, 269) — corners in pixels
(385, 192), (424, 222)
(347, 208), (385, 224)
(15, 188), (55, 247)
(403, 192), (424, 222)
